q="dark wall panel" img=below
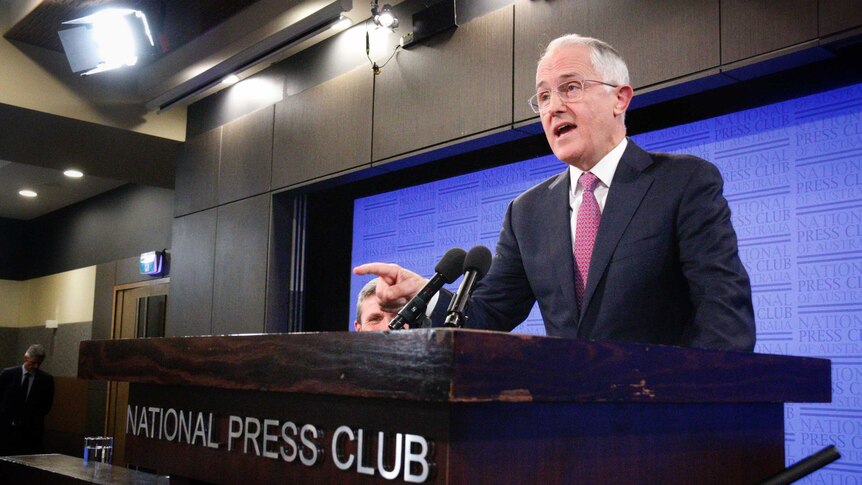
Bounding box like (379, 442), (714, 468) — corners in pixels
(272, 66), (373, 189)
(0, 328), (17, 368)
(93, 262), (116, 341)
(372, 7), (514, 162)
(819, 0), (862, 36)
(185, 0), (514, 138)
(514, 0), (720, 123)
(11, 323), (91, 378)
(166, 209), (217, 337)
(721, 0), (817, 63)
(174, 127), (221, 217)
(22, 185), (173, 280)
(266, 195), (299, 334)
(218, 106), (274, 204)
(212, 194), (270, 335)
(187, 71), (284, 138)
(0, 217), (25, 280)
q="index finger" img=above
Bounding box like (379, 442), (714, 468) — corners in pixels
(353, 262), (401, 285)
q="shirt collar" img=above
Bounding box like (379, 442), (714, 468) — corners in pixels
(568, 137), (628, 191)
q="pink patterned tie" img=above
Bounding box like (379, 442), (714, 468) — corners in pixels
(574, 172), (601, 308)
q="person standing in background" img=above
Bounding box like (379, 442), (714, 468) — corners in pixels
(0, 344), (55, 455)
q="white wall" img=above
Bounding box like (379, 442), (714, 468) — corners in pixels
(0, 279), (23, 327)
(0, 266), (96, 328)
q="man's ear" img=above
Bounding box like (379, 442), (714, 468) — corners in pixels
(354, 321), (362, 332)
(614, 84), (634, 116)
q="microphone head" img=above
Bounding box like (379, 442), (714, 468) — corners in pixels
(464, 245), (493, 279)
(435, 247), (467, 283)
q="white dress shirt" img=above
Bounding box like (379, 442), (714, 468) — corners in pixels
(568, 137), (628, 245)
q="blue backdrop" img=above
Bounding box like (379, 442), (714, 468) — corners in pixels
(351, 82), (862, 481)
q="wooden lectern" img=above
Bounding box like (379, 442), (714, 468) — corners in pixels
(78, 329), (830, 484)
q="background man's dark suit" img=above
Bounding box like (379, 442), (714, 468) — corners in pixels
(434, 140), (756, 351)
(0, 365), (55, 455)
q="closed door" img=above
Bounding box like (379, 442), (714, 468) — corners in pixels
(105, 279), (169, 466)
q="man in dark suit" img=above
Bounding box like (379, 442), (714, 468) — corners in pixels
(355, 34), (755, 351)
(0, 344), (55, 455)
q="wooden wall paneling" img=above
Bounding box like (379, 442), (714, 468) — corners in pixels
(819, 0), (862, 37)
(44, 376), (88, 434)
(188, 70), (284, 138)
(513, 0), (720, 123)
(43, 376), (89, 457)
(211, 194), (271, 335)
(272, 66), (373, 189)
(218, 106), (274, 205)
(372, 7), (514, 162)
(721, 0), (818, 63)
(165, 209), (217, 337)
(174, 127), (222, 217)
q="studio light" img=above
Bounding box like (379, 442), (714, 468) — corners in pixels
(19, 190), (37, 198)
(58, 8), (155, 76)
(371, 1), (398, 30)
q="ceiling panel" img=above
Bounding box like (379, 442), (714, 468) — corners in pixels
(0, 160), (125, 220)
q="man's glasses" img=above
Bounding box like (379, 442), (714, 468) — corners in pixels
(528, 79), (618, 114)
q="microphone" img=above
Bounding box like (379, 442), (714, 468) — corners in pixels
(388, 248), (466, 330)
(444, 245), (492, 328)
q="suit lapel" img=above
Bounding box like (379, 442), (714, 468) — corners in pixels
(581, 141), (655, 316)
(545, 170), (579, 324)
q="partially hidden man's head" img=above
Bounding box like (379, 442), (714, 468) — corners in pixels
(23, 344), (46, 372)
(354, 279), (399, 332)
(534, 34), (634, 171)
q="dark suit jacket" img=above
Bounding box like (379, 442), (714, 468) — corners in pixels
(0, 365), (55, 454)
(433, 140), (755, 351)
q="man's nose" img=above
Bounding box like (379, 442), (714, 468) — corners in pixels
(547, 90), (567, 112)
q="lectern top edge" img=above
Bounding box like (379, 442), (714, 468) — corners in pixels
(78, 328), (830, 404)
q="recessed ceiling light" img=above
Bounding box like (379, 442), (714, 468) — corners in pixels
(64, 169), (84, 178)
(19, 189), (38, 198)
(222, 74), (239, 86)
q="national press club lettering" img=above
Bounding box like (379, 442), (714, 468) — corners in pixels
(126, 405), (434, 482)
